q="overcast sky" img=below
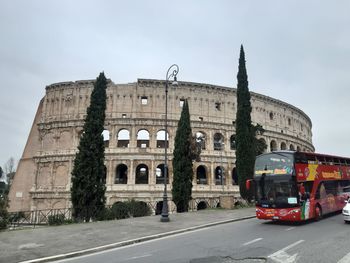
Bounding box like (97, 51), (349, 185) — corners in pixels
(1, 0), (350, 167)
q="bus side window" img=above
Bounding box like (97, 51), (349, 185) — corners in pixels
(304, 181), (313, 198)
(324, 181), (337, 196)
(295, 153), (308, 164)
(316, 182), (326, 199)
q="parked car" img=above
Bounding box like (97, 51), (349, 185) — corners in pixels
(342, 198), (350, 223)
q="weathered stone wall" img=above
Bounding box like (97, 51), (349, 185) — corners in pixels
(8, 79), (314, 212)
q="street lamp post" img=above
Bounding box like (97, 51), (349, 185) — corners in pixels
(160, 64), (179, 222)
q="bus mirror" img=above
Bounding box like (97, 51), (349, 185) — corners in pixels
(246, 179), (251, 190)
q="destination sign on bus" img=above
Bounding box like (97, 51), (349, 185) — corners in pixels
(255, 168), (290, 175)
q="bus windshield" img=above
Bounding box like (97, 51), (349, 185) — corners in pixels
(254, 152), (298, 208)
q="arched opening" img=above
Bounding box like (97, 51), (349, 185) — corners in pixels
(102, 129), (110, 147)
(137, 129), (150, 148)
(290, 144), (295, 151)
(256, 138), (267, 155)
(230, 135), (236, 150)
(270, 140), (277, 152)
(196, 165), (207, 184)
(280, 142), (287, 150)
(156, 201), (163, 215)
(117, 129), (130, 148)
(195, 131), (206, 150)
(297, 146), (301, 152)
(232, 167), (238, 185)
(131, 201), (151, 217)
(115, 164), (128, 184)
(197, 201), (207, 210)
(156, 130), (168, 148)
(156, 164), (169, 184)
(213, 133), (224, 151)
(135, 164), (149, 184)
(215, 166), (225, 185)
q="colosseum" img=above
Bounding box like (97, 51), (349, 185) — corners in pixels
(8, 78), (314, 213)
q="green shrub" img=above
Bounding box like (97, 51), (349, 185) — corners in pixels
(111, 202), (129, 219)
(0, 197), (9, 230)
(0, 217), (8, 230)
(96, 207), (114, 221)
(48, 214), (65, 225)
(127, 200), (151, 217)
(64, 219), (74, 224)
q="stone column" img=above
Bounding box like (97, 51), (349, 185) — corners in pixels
(108, 158), (114, 187)
(129, 160), (135, 185)
(210, 161), (214, 185)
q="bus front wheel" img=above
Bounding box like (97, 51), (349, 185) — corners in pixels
(314, 205), (322, 221)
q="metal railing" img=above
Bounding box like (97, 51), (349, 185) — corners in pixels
(6, 198), (223, 229)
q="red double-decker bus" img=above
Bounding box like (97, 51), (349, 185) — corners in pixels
(249, 151), (350, 221)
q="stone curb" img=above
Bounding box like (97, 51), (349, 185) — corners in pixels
(19, 215), (256, 263)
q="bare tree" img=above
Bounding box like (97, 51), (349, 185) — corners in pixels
(3, 157), (16, 184)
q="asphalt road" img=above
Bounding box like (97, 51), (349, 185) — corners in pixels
(53, 212), (350, 263)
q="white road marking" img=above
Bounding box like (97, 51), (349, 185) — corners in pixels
(268, 240), (304, 263)
(242, 238), (263, 246)
(285, 227), (296, 231)
(338, 251), (350, 263)
(126, 254), (152, 260)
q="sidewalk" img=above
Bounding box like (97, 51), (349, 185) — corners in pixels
(0, 207), (256, 263)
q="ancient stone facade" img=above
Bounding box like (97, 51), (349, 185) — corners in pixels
(8, 79), (314, 212)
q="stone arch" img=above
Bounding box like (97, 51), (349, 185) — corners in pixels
(230, 134), (236, 150)
(256, 138), (268, 155)
(156, 164), (168, 184)
(280, 142), (287, 150)
(232, 167), (238, 185)
(196, 165), (207, 185)
(215, 166), (225, 185)
(270, 140), (277, 152)
(195, 131), (206, 150)
(115, 164), (128, 184)
(213, 133), (224, 150)
(155, 201), (163, 215)
(52, 200), (65, 209)
(156, 130), (168, 148)
(197, 201), (208, 210)
(117, 129), (130, 148)
(137, 129), (150, 148)
(135, 164), (149, 184)
(102, 129), (110, 147)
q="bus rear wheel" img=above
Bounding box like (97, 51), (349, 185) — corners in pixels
(314, 205), (322, 221)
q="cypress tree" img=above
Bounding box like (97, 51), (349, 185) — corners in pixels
(172, 100), (193, 212)
(0, 166), (9, 229)
(71, 72), (107, 221)
(235, 45), (255, 201)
